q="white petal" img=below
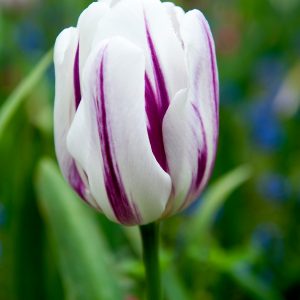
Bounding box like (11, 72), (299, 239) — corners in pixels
(162, 2), (185, 44)
(92, 0), (186, 100)
(53, 27), (78, 180)
(162, 89), (194, 214)
(67, 37), (172, 225)
(66, 99), (104, 210)
(91, 0), (187, 175)
(163, 10), (219, 214)
(141, 0), (187, 99)
(54, 27), (95, 205)
(101, 0), (120, 7)
(77, 2), (109, 73)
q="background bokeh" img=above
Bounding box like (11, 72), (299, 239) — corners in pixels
(0, 0), (300, 299)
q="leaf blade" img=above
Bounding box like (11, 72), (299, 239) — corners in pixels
(0, 49), (53, 139)
(35, 158), (124, 300)
(187, 165), (252, 241)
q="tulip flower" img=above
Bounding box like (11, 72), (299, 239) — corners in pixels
(54, 0), (218, 226)
(54, 1), (218, 298)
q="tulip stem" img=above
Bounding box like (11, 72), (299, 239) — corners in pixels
(140, 222), (162, 300)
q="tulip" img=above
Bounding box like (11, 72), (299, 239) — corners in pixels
(54, 0), (219, 226)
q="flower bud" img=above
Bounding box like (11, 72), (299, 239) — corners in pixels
(54, 0), (219, 225)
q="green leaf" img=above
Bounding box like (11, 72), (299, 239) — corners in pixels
(190, 245), (283, 300)
(35, 158), (124, 300)
(186, 165), (252, 241)
(0, 49), (53, 140)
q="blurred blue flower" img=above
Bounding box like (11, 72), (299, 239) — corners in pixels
(254, 55), (284, 92)
(15, 21), (44, 55)
(246, 91), (285, 151)
(257, 173), (291, 203)
(248, 99), (285, 151)
(245, 55), (287, 151)
(252, 224), (284, 263)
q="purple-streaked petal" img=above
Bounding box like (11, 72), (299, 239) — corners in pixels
(54, 27), (77, 179)
(162, 10), (219, 214)
(182, 10), (219, 200)
(73, 44), (81, 109)
(92, 0), (186, 98)
(53, 27), (93, 204)
(142, 0), (187, 170)
(144, 23), (169, 172)
(91, 0), (186, 170)
(77, 2), (109, 73)
(67, 37), (172, 225)
(141, 0), (186, 100)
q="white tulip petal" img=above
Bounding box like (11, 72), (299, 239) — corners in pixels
(101, 0), (120, 7)
(141, 0), (187, 99)
(66, 99), (104, 211)
(91, 0), (187, 174)
(163, 10), (219, 214)
(93, 0), (186, 97)
(77, 2), (109, 73)
(53, 27), (77, 178)
(54, 27), (93, 203)
(162, 2), (185, 43)
(67, 37), (172, 225)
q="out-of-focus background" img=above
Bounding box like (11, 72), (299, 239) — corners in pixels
(0, 0), (300, 299)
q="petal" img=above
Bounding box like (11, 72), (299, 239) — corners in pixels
(65, 99), (103, 210)
(181, 10), (219, 119)
(53, 27), (78, 179)
(91, 0), (186, 172)
(54, 27), (93, 203)
(77, 2), (109, 73)
(92, 0), (186, 100)
(141, 0), (187, 100)
(101, 0), (120, 7)
(67, 37), (172, 225)
(162, 2), (185, 45)
(163, 10), (219, 214)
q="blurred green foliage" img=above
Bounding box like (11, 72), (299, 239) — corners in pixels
(1, 0), (300, 299)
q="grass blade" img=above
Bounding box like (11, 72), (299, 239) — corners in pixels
(35, 158), (124, 300)
(0, 49), (53, 139)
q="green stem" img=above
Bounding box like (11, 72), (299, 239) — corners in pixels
(139, 222), (161, 300)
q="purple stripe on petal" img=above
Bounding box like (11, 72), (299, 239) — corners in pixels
(68, 160), (87, 201)
(179, 103), (208, 211)
(201, 18), (219, 121)
(73, 44), (81, 109)
(191, 103), (208, 191)
(145, 74), (168, 172)
(144, 18), (170, 173)
(95, 49), (141, 225)
(201, 18), (219, 183)
(145, 23), (170, 114)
